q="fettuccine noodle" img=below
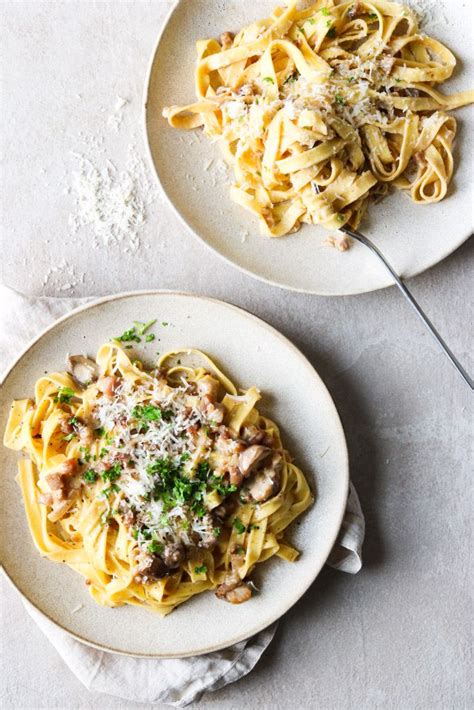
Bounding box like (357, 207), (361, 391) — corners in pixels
(4, 342), (313, 615)
(163, 0), (474, 236)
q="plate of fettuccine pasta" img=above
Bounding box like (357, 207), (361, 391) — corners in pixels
(0, 291), (348, 657)
(146, 0), (474, 295)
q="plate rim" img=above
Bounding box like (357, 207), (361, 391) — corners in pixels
(143, 0), (473, 297)
(0, 288), (349, 658)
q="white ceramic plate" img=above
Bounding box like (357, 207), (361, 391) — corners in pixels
(0, 291), (348, 657)
(144, 0), (474, 296)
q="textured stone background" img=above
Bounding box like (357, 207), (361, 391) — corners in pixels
(1, 1), (473, 708)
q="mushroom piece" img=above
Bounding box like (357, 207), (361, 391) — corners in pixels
(241, 425), (273, 447)
(225, 585), (252, 604)
(215, 571), (252, 604)
(247, 453), (282, 503)
(67, 355), (99, 387)
(162, 542), (185, 569)
(197, 375), (220, 401)
(238, 445), (272, 477)
(134, 554), (169, 583)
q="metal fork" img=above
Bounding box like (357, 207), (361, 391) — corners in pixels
(340, 225), (473, 390)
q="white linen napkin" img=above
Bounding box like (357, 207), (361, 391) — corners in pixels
(0, 286), (365, 706)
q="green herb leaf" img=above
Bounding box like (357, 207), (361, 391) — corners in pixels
(62, 432), (76, 442)
(133, 319), (156, 335)
(145, 333), (155, 342)
(132, 404), (163, 423)
(148, 540), (164, 554)
(233, 517), (246, 534)
(83, 469), (98, 483)
(102, 463), (122, 482)
(335, 94), (345, 105)
(320, 7), (330, 16)
(54, 387), (76, 404)
(263, 77), (274, 84)
(194, 564), (207, 575)
(114, 327), (141, 343)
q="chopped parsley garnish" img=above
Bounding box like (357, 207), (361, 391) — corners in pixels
(368, 13), (378, 20)
(54, 387), (76, 404)
(263, 76), (274, 84)
(83, 469), (98, 483)
(335, 94), (345, 106)
(102, 463), (122, 482)
(79, 446), (91, 463)
(62, 432), (76, 442)
(115, 327), (141, 343)
(145, 333), (155, 342)
(148, 540), (164, 554)
(233, 517), (246, 534)
(337, 213), (345, 223)
(95, 427), (105, 438)
(320, 7), (330, 15)
(102, 483), (120, 498)
(131, 529), (139, 540)
(213, 527), (221, 538)
(209, 475), (237, 496)
(69, 416), (79, 426)
(133, 319), (156, 335)
(132, 404), (163, 424)
(99, 447), (109, 458)
(326, 19), (332, 27)
(161, 322), (169, 327)
(194, 564), (207, 575)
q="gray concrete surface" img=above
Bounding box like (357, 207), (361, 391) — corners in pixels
(1, 1), (472, 708)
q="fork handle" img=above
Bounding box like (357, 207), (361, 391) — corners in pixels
(343, 227), (473, 391)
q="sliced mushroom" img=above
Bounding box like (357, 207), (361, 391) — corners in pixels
(67, 355), (99, 387)
(241, 425), (273, 447)
(215, 571), (241, 598)
(216, 571), (252, 604)
(247, 453), (282, 503)
(238, 445), (272, 477)
(134, 554), (168, 583)
(225, 584), (252, 604)
(162, 542), (185, 569)
(197, 375), (220, 401)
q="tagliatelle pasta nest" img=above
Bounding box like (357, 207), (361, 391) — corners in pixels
(163, 0), (474, 237)
(4, 342), (313, 615)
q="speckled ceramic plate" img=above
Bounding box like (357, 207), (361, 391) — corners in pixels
(0, 291), (348, 658)
(144, 0), (473, 296)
